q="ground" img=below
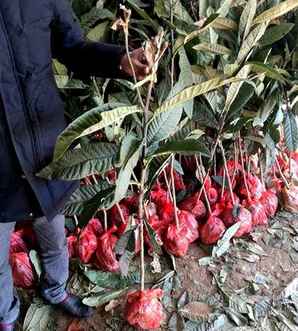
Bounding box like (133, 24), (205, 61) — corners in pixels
(17, 211), (298, 330)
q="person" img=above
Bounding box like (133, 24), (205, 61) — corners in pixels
(0, 1), (149, 330)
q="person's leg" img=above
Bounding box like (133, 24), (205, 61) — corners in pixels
(33, 214), (93, 318)
(33, 214), (69, 304)
(0, 222), (20, 325)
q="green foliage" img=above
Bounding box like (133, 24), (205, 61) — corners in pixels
(41, 0), (298, 235)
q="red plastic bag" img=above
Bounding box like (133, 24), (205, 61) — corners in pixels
(178, 210), (199, 243)
(105, 169), (117, 183)
(67, 235), (78, 259)
(282, 184), (298, 213)
(86, 218), (103, 236)
(10, 252), (35, 288)
(157, 200), (174, 225)
(163, 222), (191, 257)
(244, 199), (268, 226)
(123, 194), (139, 212)
(150, 184), (169, 207)
(204, 176), (218, 205)
(109, 203), (130, 235)
(200, 216), (226, 245)
(240, 173), (265, 200)
(125, 289), (165, 330)
(78, 228), (97, 264)
(260, 190), (278, 217)
(95, 226), (119, 272)
(233, 207), (253, 238)
(17, 225), (37, 249)
(10, 231), (28, 254)
(178, 192), (206, 220)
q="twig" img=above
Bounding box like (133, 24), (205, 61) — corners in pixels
(238, 135), (251, 201)
(259, 148), (265, 186)
(275, 154), (290, 189)
(219, 143), (235, 205)
(170, 155), (180, 229)
(163, 169), (174, 201)
(195, 156), (212, 215)
(103, 209), (108, 232)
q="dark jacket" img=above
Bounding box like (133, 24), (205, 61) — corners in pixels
(0, 0), (125, 222)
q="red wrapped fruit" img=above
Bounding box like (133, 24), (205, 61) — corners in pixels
(109, 203), (130, 235)
(163, 222), (191, 257)
(67, 235), (78, 259)
(78, 228), (97, 264)
(10, 252), (35, 288)
(178, 192), (206, 220)
(125, 289), (165, 330)
(86, 218), (103, 236)
(96, 226), (119, 272)
(233, 207), (253, 238)
(244, 199), (268, 226)
(204, 176), (218, 205)
(200, 216), (226, 245)
(240, 173), (265, 200)
(10, 231), (27, 254)
(282, 184), (298, 213)
(177, 210), (199, 243)
(260, 190), (278, 217)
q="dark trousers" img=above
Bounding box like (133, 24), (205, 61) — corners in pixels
(0, 214), (69, 323)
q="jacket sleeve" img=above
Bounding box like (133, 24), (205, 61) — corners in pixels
(51, 0), (126, 78)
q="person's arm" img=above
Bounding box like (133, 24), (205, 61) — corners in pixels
(51, 0), (148, 79)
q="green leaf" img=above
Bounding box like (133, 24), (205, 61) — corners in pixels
(147, 108), (183, 145)
(155, 77), (234, 115)
(38, 142), (118, 180)
(23, 302), (56, 331)
(183, 14), (219, 46)
(259, 23), (295, 47)
(193, 43), (231, 55)
(212, 223), (241, 258)
(237, 23), (268, 64)
(224, 65), (251, 112)
(114, 134), (142, 204)
(227, 83), (255, 121)
(84, 269), (139, 289)
(149, 139), (210, 159)
(64, 181), (113, 215)
(193, 102), (219, 129)
(250, 62), (286, 82)
(126, 0), (160, 32)
(79, 186), (115, 224)
(86, 21), (109, 42)
(144, 218), (163, 255)
(29, 250), (42, 279)
(239, 0), (257, 41)
(53, 104), (140, 161)
(174, 48), (194, 118)
(217, 0), (234, 17)
(253, 0), (298, 24)
(284, 111), (298, 152)
(253, 93), (278, 127)
(82, 289), (128, 307)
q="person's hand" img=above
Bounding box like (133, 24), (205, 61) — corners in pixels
(120, 48), (150, 81)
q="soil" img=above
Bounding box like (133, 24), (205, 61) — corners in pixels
(16, 211), (298, 330)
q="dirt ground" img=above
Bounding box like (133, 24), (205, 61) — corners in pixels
(17, 211), (298, 330)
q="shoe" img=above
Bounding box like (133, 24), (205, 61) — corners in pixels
(0, 323), (15, 331)
(57, 294), (94, 318)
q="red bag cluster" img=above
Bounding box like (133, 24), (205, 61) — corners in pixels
(8, 224), (37, 289)
(10, 252), (35, 289)
(125, 289), (165, 330)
